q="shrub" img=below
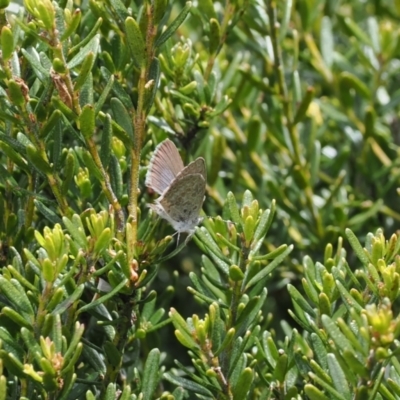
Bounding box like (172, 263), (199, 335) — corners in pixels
(0, 0), (400, 399)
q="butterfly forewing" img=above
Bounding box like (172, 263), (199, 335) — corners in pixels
(176, 157), (206, 181)
(145, 139), (185, 195)
(159, 173), (206, 232)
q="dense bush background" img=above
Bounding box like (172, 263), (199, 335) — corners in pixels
(1, 0), (400, 399)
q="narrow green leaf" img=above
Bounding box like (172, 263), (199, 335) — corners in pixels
(100, 67), (133, 109)
(154, 0), (167, 24)
(287, 283), (317, 318)
(0, 327), (24, 360)
(0, 142), (28, 171)
(145, 57), (160, 112)
(187, 286), (224, 309)
(387, 379), (400, 397)
(21, 48), (50, 80)
(193, 69), (205, 104)
(69, 14), (102, 54)
(104, 341), (121, 368)
(82, 345), (106, 374)
(169, 308), (198, 348)
(74, 52), (95, 91)
(95, 73), (114, 114)
(1, 26), (14, 61)
(79, 71), (93, 106)
(0, 277), (34, 319)
(78, 278), (128, 313)
(335, 280), (363, 313)
(7, 265), (36, 294)
(189, 271), (217, 300)
(52, 284), (85, 315)
(262, 332), (278, 368)
(0, 133), (27, 154)
(321, 315), (351, 352)
(46, 288), (64, 312)
(347, 199), (383, 226)
(163, 372), (214, 397)
(195, 227), (231, 264)
(197, 0), (216, 19)
(68, 34), (100, 69)
(339, 72), (371, 100)
(118, 386), (132, 400)
(228, 333), (252, 377)
(294, 86), (315, 124)
(341, 16), (371, 46)
(251, 244), (288, 262)
(57, 371), (76, 400)
(232, 368), (253, 400)
(320, 16), (334, 67)
(171, 387), (185, 400)
(209, 18), (221, 54)
(310, 140), (321, 187)
(279, 0), (292, 40)
(230, 353), (246, 388)
(110, 97), (134, 141)
(345, 228), (370, 265)
(21, 328), (43, 364)
(208, 94), (231, 116)
(100, 113), (112, 168)
(104, 383), (116, 400)
(0, 375), (7, 400)
(64, 322), (85, 364)
(141, 349), (160, 400)
(302, 278), (319, 304)
(81, 150), (103, 181)
(154, 2), (192, 48)
(2, 306), (32, 329)
(214, 328), (235, 356)
(52, 119), (62, 170)
(26, 144), (52, 175)
(310, 333), (328, 370)
(243, 215), (255, 243)
(327, 353), (351, 399)
(229, 265), (244, 282)
(8, 79), (25, 106)
(226, 191), (242, 226)
(272, 353), (288, 382)
(125, 17), (146, 67)
(34, 200), (62, 225)
(235, 289), (267, 336)
(342, 350), (368, 377)
(109, 0), (129, 21)
(247, 116), (261, 151)
(62, 215), (88, 249)
(52, 314), (62, 353)
(245, 245), (293, 290)
(0, 350), (25, 377)
(60, 9), (81, 41)
(60, 151), (76, 193)
(306, 376), (344, 400)
(79, 104), (95, 139)
(109, 154), (123, 199)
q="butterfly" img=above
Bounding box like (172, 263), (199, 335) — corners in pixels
(145, 139), (206, 241)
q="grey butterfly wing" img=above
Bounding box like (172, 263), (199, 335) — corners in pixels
(145, 139), (185, 195)
(176, 157), (206, 181)
(159, 173), (206, 232)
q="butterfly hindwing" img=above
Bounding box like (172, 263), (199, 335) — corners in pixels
(159, 173), (206, 232)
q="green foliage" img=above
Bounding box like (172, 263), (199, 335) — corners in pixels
(0, 0), (400, 399)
